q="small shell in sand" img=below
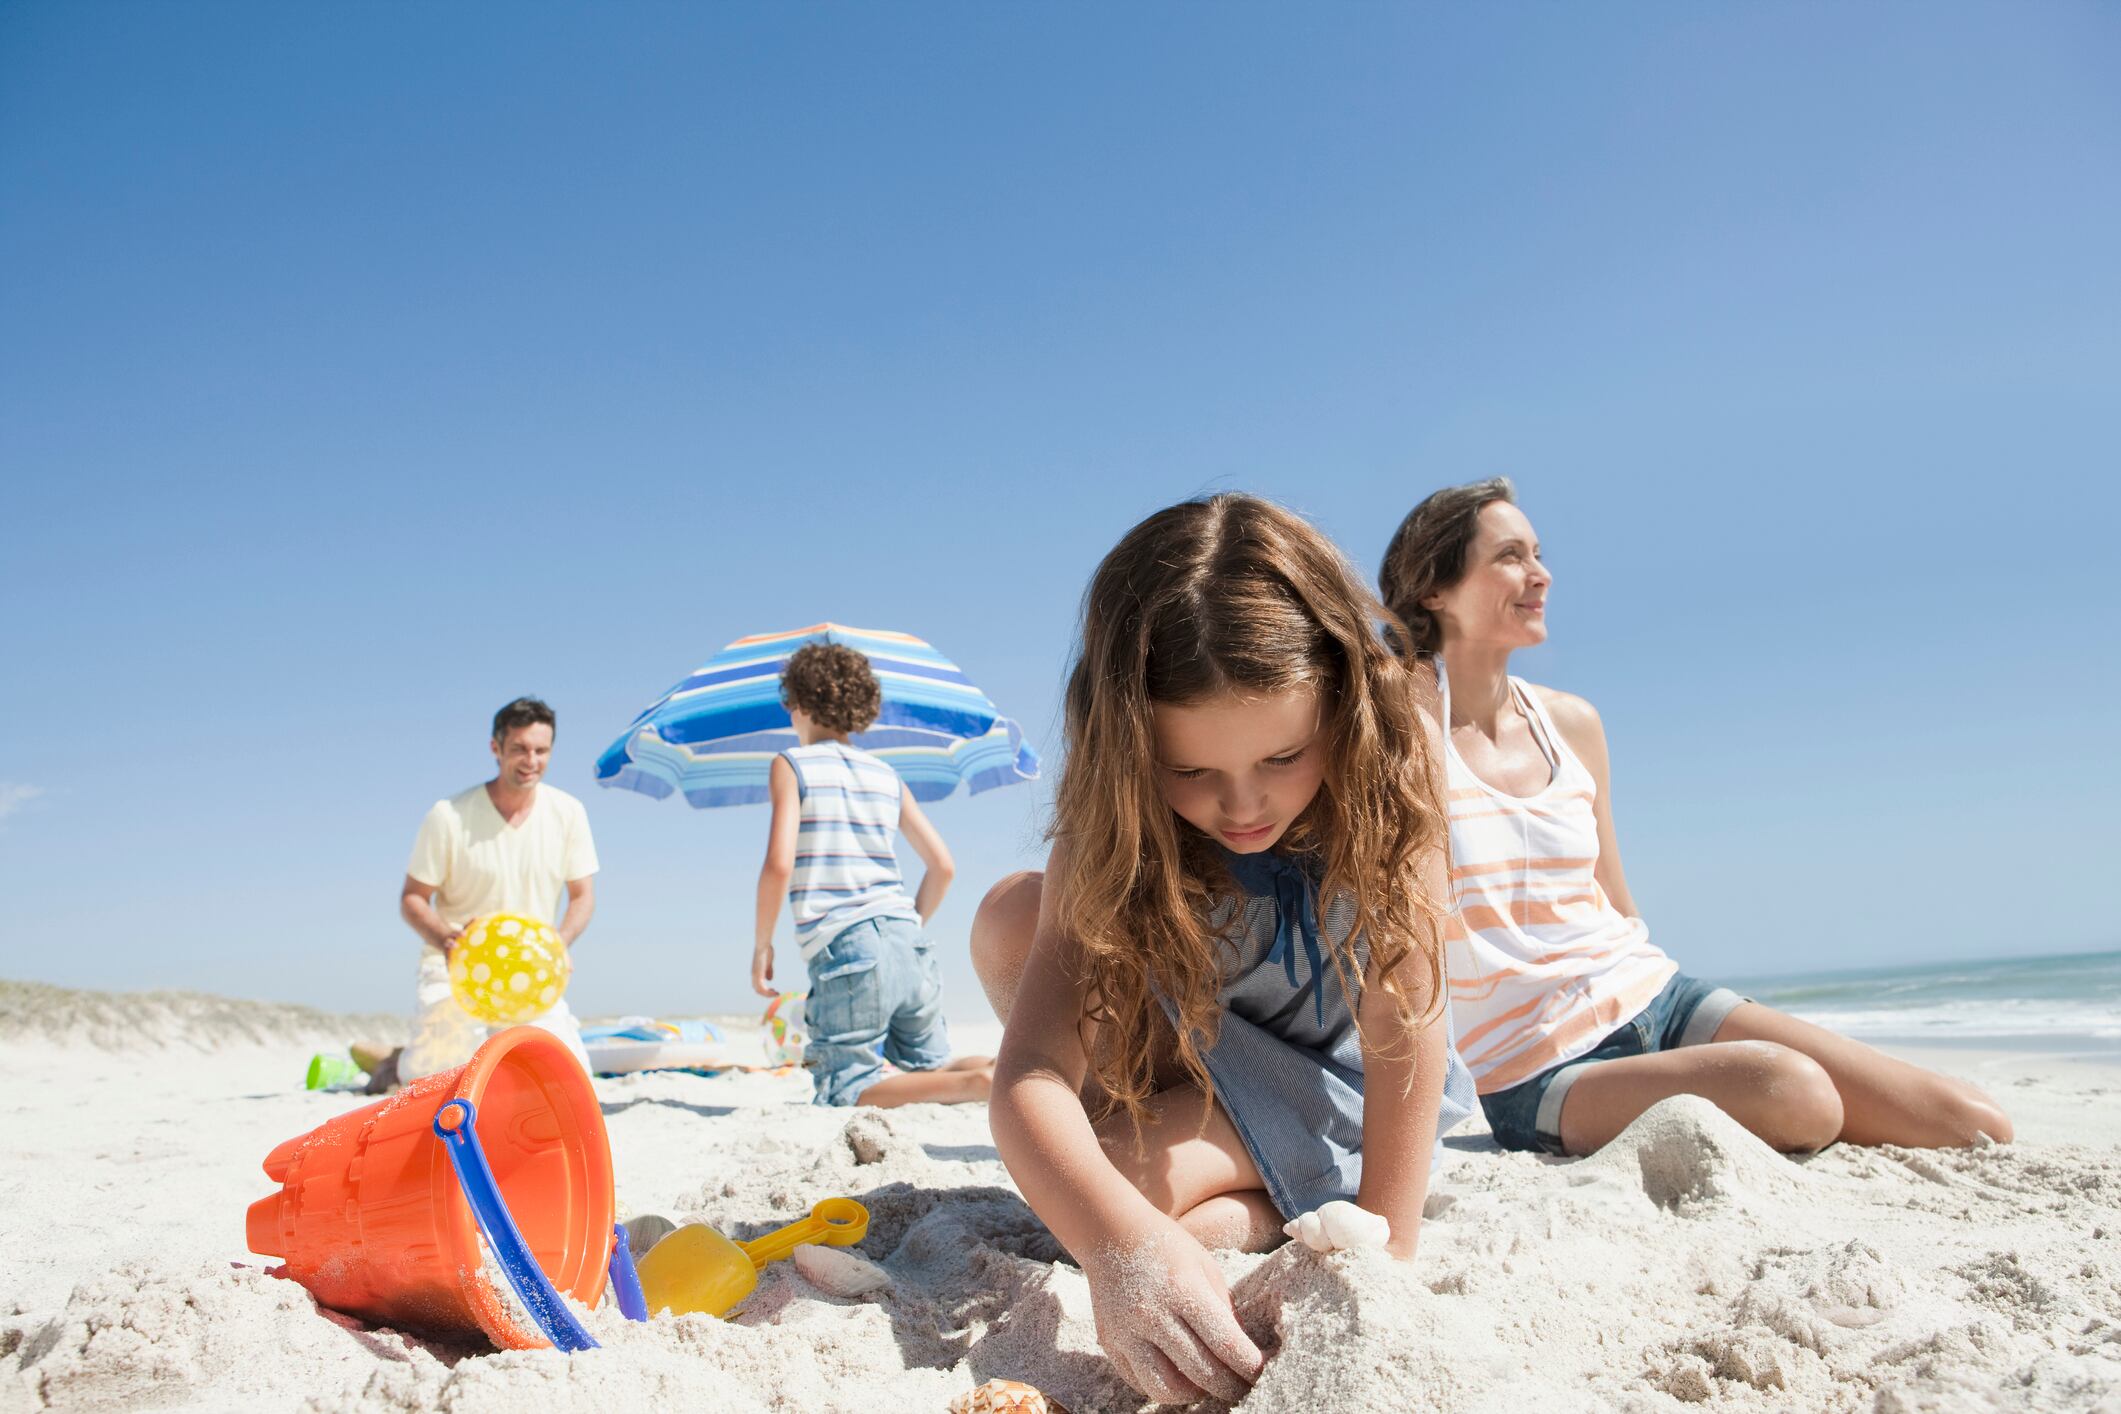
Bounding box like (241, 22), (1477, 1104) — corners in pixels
(792, 1243), (892, 1297)
(1282, 1199), (1391, 1253)
(949, 1379), (1062, 1414)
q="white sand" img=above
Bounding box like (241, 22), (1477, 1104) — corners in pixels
(4, 986), (2119, 1412)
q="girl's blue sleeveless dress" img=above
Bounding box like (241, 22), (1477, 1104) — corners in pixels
(1172, 846), (1476, 1219)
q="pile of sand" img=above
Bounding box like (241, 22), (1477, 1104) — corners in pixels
(4, 992), (2119, 1411)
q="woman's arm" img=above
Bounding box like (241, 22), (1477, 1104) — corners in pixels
(895, 792), (955, 924)
(1537, 687), (1641, 919)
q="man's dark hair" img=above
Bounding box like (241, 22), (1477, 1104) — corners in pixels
(492, 696), (557, 743)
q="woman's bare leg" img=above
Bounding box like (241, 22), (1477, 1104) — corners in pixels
(1556, 1002), (2012, 1154)
(1557, 1038), (1845, 1155)
(1711, 1003), (2012, 1146)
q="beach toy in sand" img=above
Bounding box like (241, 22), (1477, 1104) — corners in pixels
(246, 1026), (621, 1351)
(762, 990), (807, 1065)
(449, 913), (571, 1025)
(635, 1197), (869, 1318)
(950, 1380), (1064, 1414)
(303, 1051), (365, 1090)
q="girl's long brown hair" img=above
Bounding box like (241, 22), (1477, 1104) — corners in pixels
(1050, 493), (1451, 1122)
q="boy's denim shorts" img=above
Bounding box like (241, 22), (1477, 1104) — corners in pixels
(803, 915), (952, 1107)
(1478, 972), (1750, 1155)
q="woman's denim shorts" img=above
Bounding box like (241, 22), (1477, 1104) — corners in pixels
(1478, 972), (1749, 1155)
(803, 915), (952, 1106)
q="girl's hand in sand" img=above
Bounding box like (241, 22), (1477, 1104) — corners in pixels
(1083, 1220), (1264, 1404)
(750, 941), (777, 996)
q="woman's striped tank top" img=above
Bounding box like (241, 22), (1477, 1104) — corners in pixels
(1436, 660), (1677, 1094)
(781, 742), (920, 960)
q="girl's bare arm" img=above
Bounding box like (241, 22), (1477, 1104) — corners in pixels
(1354, 667), (1455, 1260)
(988, 840), (1265, 1402)
(988, 841), (1166, 1255)
(1354, 970), (1450, 1261)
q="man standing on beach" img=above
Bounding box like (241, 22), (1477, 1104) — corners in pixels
(388, 697), (599, 1083)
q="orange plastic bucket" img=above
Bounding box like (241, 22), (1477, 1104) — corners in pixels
(245, 1025), (615, 1349)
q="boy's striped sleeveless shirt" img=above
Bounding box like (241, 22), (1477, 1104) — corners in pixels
(781, 741), (920, 960)
(1436, 661), (1678, 1094)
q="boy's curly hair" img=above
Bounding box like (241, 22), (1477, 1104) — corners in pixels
(780, 643), (884, 734)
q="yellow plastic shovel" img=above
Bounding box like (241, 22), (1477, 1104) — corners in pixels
(635, 1197), (870, 1318)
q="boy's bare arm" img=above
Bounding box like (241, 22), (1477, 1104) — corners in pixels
(896, 792), (955, 923)
(752, 756), (800, 995)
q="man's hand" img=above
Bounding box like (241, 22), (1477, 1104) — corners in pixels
(751, 940), (777, 997)
(434, 921), (466, 959)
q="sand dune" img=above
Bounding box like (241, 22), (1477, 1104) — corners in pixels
(3, 985), (2117, 1411)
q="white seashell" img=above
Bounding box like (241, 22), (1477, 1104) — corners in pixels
(949, 1379), (1057, 1413)
(792, 1243), (892, 1297)
(1283, 1200), (1391, 1253)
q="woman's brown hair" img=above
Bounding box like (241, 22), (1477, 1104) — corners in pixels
(1376, 477), (1517, 656)
(1051, 493), (1451, 1122)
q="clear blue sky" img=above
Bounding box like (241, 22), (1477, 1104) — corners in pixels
(3, 4), (2116, 1022)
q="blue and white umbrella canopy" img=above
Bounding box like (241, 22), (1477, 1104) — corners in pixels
(595, 623), (1040, 808)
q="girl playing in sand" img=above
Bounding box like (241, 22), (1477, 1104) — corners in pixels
(1378, 478), (2012, 1157)
(974, 494), (1476, 1405)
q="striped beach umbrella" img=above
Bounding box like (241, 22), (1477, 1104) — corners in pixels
(594, 623), (1040, 808)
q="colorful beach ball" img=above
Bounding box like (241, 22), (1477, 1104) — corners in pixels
(450, 914), (571, 1025)
(762, 992), (807, 1066)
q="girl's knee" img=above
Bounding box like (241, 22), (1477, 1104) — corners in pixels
(970, 871), (1043, 1017)
(971, 871), (1042, 960)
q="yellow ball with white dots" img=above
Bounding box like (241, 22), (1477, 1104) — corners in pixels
(449, 914), (571, 1025)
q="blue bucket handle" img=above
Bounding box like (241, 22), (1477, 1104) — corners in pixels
(431, 1097), (605, 1352)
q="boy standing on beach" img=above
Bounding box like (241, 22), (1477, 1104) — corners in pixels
(392, 697), (599, 1081)
(754, 643), (993, 1106)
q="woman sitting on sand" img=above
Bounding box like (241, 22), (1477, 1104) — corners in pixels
(1378, 478), (2012, 1157)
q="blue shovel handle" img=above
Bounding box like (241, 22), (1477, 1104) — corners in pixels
(431, 1098), (602, 1352)
(608, 1223), (648, 1321)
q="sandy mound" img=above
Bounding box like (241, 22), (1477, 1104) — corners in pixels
(0, 979), (402, 1053)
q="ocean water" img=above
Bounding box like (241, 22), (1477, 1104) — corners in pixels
(1727, 948), (2121, 1053)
